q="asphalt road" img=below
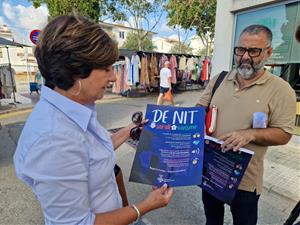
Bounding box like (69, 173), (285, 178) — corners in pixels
(0, 91), (298, 225)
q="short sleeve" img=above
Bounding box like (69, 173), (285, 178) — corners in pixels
(22, 132), (95, 225)
(196, 73), (220, 107)
(268, 81), (296, 134)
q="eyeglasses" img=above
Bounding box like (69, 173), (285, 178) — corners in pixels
(234, 46), (270, 57)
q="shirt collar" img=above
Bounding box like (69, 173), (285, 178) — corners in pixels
(40, 86), (93, 132)
(227, 68), (272, 85)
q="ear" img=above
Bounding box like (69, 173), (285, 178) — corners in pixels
(266, 47), (273, 58)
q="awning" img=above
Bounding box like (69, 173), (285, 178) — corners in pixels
(0, 37), (30, 47)
(0, 37), (30, 104)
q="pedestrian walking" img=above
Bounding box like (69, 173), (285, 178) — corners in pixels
(14, 14), (173, 225)
(156, 61), (175, 105)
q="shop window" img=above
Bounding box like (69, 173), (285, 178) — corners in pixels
(235, 2), (300, 64)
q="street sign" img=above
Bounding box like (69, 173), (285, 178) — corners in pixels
(29, 29), (41, 45)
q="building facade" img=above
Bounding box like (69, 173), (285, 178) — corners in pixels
(212, 0), (300, 80)
(152, 36), (179, 53)
(0, 25), (37, 73)
(0, 25), (37, 93)
(189, 35), (208, 55)
(99, 22), (156, 48)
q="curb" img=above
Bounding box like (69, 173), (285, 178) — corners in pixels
(0, 95), (124, 116)
(0, 105), (34, 116)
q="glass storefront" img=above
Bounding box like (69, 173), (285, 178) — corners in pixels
(235, 1), (300, 64)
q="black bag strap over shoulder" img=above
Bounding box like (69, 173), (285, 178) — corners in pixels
(211, 70), (228, 97)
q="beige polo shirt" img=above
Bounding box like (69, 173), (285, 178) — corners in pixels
(197, 69), (296, 194)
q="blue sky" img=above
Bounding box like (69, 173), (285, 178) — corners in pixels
(0, 0), (195, 45)
(0, 0), (48, 44)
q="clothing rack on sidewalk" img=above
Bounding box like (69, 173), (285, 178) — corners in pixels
(117, 49), (207, 97)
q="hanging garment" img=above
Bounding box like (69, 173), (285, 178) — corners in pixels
(122, 59), (130, 93)
(129, 54), (141, 85)
(120, 64), (129, 94)
(201, 58), (210, 81)
(112, 62), (129, 94)
(169, 55), (177, 84)
(193, 61), (199, 81)
(186, 57), (196, 72)
(159, 54), (169, 70)
(178, 56), (187, 71)
(112, 64), (121, 93)
(125, 56), (131, 86)
(0, 66), (16, 98)
(183, 71), (191, 81)
(150, 54), (158, 87)
(140, 55), (150, 87)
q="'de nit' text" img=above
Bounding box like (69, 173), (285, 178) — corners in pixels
(152, 109), (198, 125)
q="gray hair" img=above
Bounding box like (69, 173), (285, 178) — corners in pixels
(240, 24), (273, 46)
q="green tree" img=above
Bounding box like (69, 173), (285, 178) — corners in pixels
(122, 31), (156, 51)
(29, 0), (165, 50)
(197, 47), (207, 56)
(118, 0), (165, 50)
(165, 0), (216, 56)
(29, 0), (126, 22)
(170, 42), (192, 54)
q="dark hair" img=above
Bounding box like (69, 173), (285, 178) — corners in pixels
(240, 24), (273, 46)
(296, 25), (300, 43)
(35, 14), (119, 90)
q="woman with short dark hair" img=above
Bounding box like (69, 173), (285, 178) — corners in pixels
(14, 14), (173, 225)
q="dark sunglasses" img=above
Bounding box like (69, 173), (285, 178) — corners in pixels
(130, 126), (142, 141)
(130, 111), (144, 141)
(234, 46), (270, 57)
(132, 111), (143, 125)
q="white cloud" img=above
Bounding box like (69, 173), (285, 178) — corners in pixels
(158, 23), (173, 33)
(1, 1), (48, 44)
(2, 2), (49, 30)
(3, 2), (16, 20)
(0, 16), (7, 26)
(15, 4), (48, 30)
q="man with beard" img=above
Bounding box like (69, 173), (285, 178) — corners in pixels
(196, 24), (296, 225)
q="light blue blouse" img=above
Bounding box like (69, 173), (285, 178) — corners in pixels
(14, 86), (122, 225)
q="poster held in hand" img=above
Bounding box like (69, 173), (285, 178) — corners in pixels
(129, 104), (205, 187)
(200, 135), (254, 204)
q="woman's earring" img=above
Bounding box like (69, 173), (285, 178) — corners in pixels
(71, 80), (82, 96)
